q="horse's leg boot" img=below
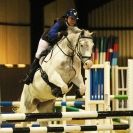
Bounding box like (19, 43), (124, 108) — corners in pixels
(23, 58), (40, 85)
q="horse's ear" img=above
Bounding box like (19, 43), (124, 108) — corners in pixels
(89, 32), (93, 36)
(90, 32), (97, 39)
(89, 31), (96, 37)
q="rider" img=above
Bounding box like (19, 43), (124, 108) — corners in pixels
(23, 8), (79, 85)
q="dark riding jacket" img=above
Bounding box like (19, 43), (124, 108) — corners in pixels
(41, 17), (68, 45)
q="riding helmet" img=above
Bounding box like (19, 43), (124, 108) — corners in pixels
(65, 8), (79, 20)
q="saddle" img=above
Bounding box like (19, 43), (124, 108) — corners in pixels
(40, 46), (52, 59)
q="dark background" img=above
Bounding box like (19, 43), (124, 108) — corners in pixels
(30, 0), (112, 61)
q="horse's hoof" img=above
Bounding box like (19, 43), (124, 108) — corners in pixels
(51, 88), (63, 97)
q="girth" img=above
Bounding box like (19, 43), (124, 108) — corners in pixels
(39, 67), (63, 97)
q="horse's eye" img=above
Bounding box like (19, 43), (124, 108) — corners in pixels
(80, 44), (83, 47)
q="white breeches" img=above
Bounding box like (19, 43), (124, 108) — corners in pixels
(35, 39), (49, 59)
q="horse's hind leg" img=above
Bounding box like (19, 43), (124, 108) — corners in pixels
(18, 85), (36, 113)
(17, 84), (37, 127)
(37, 99), (55, 126)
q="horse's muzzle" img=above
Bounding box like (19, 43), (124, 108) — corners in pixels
(83, 59), (93, 69)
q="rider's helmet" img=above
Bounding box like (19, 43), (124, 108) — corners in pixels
(65, 8), (79, 20)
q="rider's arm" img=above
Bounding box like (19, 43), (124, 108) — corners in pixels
(48, 19), (67, 42)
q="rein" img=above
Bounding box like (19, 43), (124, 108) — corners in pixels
(44, 32), (93, 63)
(75, 35), (93, 64)
(58, 33), (93, 64)
(56, 33), (93, 59)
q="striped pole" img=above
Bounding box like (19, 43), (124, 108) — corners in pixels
(0, 123), (41, 128)
(0, 124), (129, 133)
(0, 95), (128, 108)
(0, 101), (85, 108)
(55, 101), (84, 107)
(57, 96), (85, 101)
(1, 111), (133, 121)
(0, 101), (20, 107)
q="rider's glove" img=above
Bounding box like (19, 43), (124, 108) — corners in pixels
(58, 31), (68, 37)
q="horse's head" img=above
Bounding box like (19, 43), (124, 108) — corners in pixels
(75, 30), (94, 69)
(59, 28), (94, 69)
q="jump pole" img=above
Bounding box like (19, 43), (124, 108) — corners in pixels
(0, 101), (85, 108)
(1, 111), (133, 121)
(0, 95), (128, 108)
(0, 124), (129, 133)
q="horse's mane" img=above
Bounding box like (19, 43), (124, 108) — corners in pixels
(55, 27), (93, 55)
(67, 26), (93, 37)
(67, 26), (82, 34)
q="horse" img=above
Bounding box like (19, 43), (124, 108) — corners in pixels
(15, 27), (94, 126)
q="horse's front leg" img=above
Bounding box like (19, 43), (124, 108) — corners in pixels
(72, 73), (86, 96)
(48, 71), (69, 94)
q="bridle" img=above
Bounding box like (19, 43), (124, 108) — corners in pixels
(57, 31), (93, 64)
(75, 35), (93, 64)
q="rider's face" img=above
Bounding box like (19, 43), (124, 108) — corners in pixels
(67, 16), (77, 26)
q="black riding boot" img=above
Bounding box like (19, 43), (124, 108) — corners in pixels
(23, 58), (40, 85)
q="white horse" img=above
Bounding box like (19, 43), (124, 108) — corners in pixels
(15, 27), (94, 125)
